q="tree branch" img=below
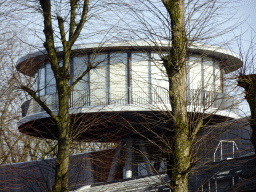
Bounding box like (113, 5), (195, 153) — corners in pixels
(70, 63), (94, 90)
(20, 85), (59, 123)
(69, 0), (89, 46)
(57, 16), (67, 47)
(69, 0), (79, 41)
(39, 0), (60, 76)
(190, 119), (203, 141)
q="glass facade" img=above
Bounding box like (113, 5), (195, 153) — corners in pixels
(151, 53), (169, 104)
(189, 55), (202, 91)
(204, 57), (214, 91)
(214, 60), (221, 92)
(73, 56), (89, 107)
(32, 51), (223, 109)
(90, 54), (108, 105)
(45, 63), (56, 95)
(109, 53), (127, 104)
(38, 66), (45, 96)
(132, 52), (150, 104)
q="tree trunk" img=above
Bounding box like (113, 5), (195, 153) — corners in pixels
(161, 1), (192, 191)
(165, 49), (191, 191)
(23, 1), (90, 191)
(52, 79), (71, 192)
(238, 74), (256, 155)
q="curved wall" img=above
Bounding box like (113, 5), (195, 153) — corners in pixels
(27, 51), (226, 113)
(17, 42), (242, 140)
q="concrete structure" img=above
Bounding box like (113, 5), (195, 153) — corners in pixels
(14, 41), (251, 191)
(17, 41), (241, 139)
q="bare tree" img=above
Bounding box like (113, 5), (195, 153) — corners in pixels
(0, 2), (126, 191)
(109, 0), (242, 191)
(0, 0), (245, 191)
(236, 33), (256, 155)
(14, 1), (100, 191)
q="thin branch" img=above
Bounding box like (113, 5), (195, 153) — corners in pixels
(70, 63), (94, 90)
(190, 119), (203, 141)
(69, 0), (79, 41)
(69, 0), (89, 46)
(39, 0), (59, 75)
(20, 85), (59, 122)
(57, 16), (67, 47)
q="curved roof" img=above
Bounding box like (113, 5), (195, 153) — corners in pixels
(16, 41), (242, 76)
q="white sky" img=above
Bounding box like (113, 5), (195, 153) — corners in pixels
(232, 0), (256, 116)
(10, 0), (256, 117)
(241, 0), (256, 32)
(234, 0), (256, 47)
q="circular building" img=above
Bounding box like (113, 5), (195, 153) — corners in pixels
(16, 41), (242, 141)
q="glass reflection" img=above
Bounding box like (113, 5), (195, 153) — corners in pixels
(73, 56), (89, 107)
(90, 54), (108, 105)
(109, 53), (127, 104)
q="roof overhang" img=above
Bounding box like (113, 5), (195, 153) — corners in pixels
(16, 41), (242, 76)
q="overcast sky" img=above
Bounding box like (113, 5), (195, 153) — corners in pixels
(233, 0), (256, 116)
(241, 0), (256, 32)
(235, 0), (256, 47)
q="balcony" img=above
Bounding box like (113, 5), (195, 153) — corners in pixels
(21, 88), (238, 118)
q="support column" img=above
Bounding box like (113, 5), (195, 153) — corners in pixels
(107, 142), (122, 182)
(86, 154), (94, 184)
(107, 139), (139, 181)
(125, 138), (133, 179)
(139, 140), (152, 175)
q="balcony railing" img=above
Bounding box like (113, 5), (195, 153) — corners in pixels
(21, 88), (238, 117)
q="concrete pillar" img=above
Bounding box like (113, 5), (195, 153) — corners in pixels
(86, 153), (94, 184)
(139, 140), (152, 175)
(107, 142), (122, 182)
(125, 138), (133, 179)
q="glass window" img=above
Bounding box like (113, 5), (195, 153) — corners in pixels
(90, 53), (108, 105)
(33, 71), (39, 95)
(38, 66), (45, 96)
(214, 60), (221, 92)
(46, 63), (56, 95)
(131, 53), (150, 104)
(189, 55), (202, 91)
(138, 162), (149, 176)
(59, 60), (63, 67)
(151, 53), (169, 104)
(188, 55), (202, 105)
(73, 56), (89, 107)
(109, 53), (127, 104)
(203, 57), (214, 91)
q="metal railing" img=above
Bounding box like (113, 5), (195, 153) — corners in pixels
(214, 140), (239, 162)
(21, 88), (237, 117)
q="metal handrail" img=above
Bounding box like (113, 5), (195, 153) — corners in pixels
(214, 140), (239, 162)
(21, 88), (237, 117)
